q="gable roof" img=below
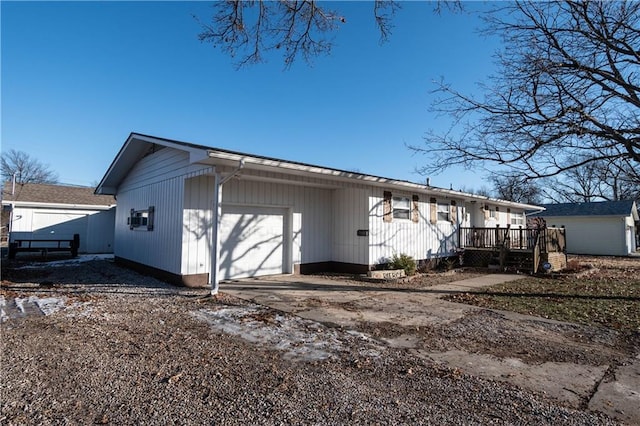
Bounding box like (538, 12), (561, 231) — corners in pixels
(95, 132), (544, 211)
(535, 200), (638, 219)
(2, 182), (115, 207)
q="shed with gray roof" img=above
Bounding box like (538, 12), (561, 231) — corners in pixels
(2, 182), (116, 254)
(532, 200), (638, 256)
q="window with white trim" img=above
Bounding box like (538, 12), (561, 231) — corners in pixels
(437, 203), (450, 221)
(392, 196), (411, 220)
(511, 213), (524, 226)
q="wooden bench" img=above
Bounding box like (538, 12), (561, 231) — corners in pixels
(8, 234), (80, 259)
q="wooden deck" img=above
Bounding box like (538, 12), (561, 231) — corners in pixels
(458, 226), (566, 273)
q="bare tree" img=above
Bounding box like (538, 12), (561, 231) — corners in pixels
(196, 1), (409, 68)
(545, 157), (640, 202)
(599, 158), (640, 201)
(490, 175), (543, 204)
(1, 149), (59, 184)
(458, 185), (492, 197)
(201, 1), (638, 188)
(414, 1), (640, 180)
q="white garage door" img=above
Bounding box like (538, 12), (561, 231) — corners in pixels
(32, 211), (88, 252)
(219, 205), (287, 280)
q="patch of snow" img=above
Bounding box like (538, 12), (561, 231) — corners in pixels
(14, 297), (26, 314)
(31, 296), (67, 316)
(192, 305), (384, 362)
(0, 296), (7, 322)
(1, 295), (93, 322)
(14, 254), (114, 269)
(14, 296), (66, 316)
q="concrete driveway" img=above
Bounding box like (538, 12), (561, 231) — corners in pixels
(223, 274), (517, 328)
(223, 273), (640, 425)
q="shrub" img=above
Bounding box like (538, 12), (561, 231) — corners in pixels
(388, 253), (417, 276)
(437, 256), (459, 271)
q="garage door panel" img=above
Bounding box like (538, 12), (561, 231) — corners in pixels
(220, 206), (286, 280)
(32, 212), (88, 251)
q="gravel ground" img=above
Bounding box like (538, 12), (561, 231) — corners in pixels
(0, 257), (622, 425)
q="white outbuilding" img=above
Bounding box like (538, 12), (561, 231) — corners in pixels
(533, 200), (638, 256)
(2, 182), (116, 254)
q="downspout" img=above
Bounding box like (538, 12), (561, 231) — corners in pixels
(210, 159), (245, 296)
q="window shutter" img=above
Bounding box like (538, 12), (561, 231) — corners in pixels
(147, 206), (155, 231)
(429, 197), (437, 224)
(383, 191), (392, 222)
(507, 208), (511, 223)
(450, 200), (457, 224)
(412, 195), (419, 223)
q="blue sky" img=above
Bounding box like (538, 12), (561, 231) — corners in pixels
(2, 1), (499, 190)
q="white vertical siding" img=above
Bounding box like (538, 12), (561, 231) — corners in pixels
(182, 175), (214, 276)
(544, 216), (628, 256)
(368, 191), (461, 265)
(115, 147), (212, 275)
(332, 188), (369, 265)
(85, 208), (115, 253)
(8, 207), (34, 235)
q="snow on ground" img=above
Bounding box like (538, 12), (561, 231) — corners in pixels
(14, 254), (114, 269)
(0, 297), (7, 323)
(0, 295), (93, 322)
(193, 305), (384, 362)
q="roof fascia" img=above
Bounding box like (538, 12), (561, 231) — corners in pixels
(3, 200), (115, 210)
(95, 133), (209, 195)
(204, 149), (542, 211)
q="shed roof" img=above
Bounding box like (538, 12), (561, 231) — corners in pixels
(2, 182), (115, 207)
(535, 200), (638, 219)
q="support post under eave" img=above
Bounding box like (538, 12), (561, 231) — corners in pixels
(210, 172), (222, 296)
(209, 160), (245, 296)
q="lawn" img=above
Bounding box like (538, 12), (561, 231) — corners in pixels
(446, 256), (640, 333)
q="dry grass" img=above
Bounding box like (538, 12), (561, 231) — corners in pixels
(446, 256), (640, 332)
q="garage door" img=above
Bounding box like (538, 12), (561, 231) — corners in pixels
(32, 211), (88, 252)
(219, 205), (287, 280)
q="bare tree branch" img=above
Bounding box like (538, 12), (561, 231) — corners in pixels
(197, 1), (346, 69)
(414, 1), (640, 180)
(1, 149), (59, 184)
(196, 1), (463, 68)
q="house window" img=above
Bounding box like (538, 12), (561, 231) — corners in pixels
(392, 196), (411, 220)
(511, 214), (524, 226)
(128, 206), (155, 231)
(437, 203), (450, 221)
(489, 207), (498, 219)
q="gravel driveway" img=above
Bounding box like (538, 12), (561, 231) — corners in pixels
(0, 257), (628, 425)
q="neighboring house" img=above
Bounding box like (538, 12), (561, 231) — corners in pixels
(95, 133), (541, 289)
(2, 182), (116, 254)
(532, 200), (639, 256)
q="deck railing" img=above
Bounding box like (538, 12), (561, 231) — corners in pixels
(458, 226), (566, 253)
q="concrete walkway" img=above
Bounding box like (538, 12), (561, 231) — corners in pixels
(223, 273), (640, 424)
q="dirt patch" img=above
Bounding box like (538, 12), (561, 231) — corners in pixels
(312, 269), (487, 290)
(354, 308), (636, 366)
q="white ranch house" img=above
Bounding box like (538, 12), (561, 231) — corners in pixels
(95, 133), (541, 291)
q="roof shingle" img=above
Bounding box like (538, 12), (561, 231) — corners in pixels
(2, 182), (115, 206)
(535, 200), (636, 217)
